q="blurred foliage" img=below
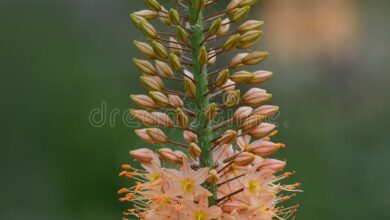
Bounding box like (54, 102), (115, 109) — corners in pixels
(1, 0), (390, 219)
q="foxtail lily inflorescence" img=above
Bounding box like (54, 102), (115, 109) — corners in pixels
(119, 0), (301, 219)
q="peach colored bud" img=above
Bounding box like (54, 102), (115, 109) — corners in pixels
(151, 40), (168, 59)
(151, 112), (174, 127)
(226, 0), (240, 15)
(223, 90), (240, 107)
(183, 130), (197, 142)
(135, 129), (155, 143)
(133, 58), (156, 75)
(251, 105), (279, 116)
(208, 49), (217, 66)
(247, 71), (272, 84)
(238, 20), (264, 33)
(169, 37), (182, 56)
(134, 10), (158, 20)
(158, 7), (171, 25)
(155, 60), (174, 78)
(146, 128), (168, 143)
(169, 53), (182, 72)
(176, 108), (188, 128)
(174, 150), (187, 163)
(233, 106), (253, 121)
(133, 40), (155, 58)
(241, 114), (264, 131)
(243, 88), (272, 106)
(130, 94), (157, 110)
(248, 122), (276, 138)
(145, 0), (161, 11)
(117, 187), (130, 194)
(215, 69), (229, 87)
(183, 69), (194, 79)
(230, 70), (255, 83)
(222, 79), (236, 92)
(141, 75), (164, 91)
(231, 6), (250, 23)
(130, 109), (154, 125)
(149, 91), (169, 107)
(222, 201), (243, 213)
(224, 34), (240, 51)
(219, 130), (237, 145)
(189, 142), (201, 158)
(168, 94), (183, 107)
(242, 51), (269, 65)
(249, 141), (283, 157)
(230, 53), (248, 68)
(217, 18), (230, 35)
(159, 148), (180, 164)
(258, 159), (286, 172)
(184, 78), (197, 98)
(129, 148), (154, 163)
(234, 152), (255, 166)
(207, 169), (219, 184)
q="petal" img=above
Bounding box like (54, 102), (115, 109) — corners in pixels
(161, 168), (182, 182)
(207, 206), (222, 219)
(193, 167), (209, 185)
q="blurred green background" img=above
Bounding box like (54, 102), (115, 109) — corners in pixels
(1, 0), (389, 219)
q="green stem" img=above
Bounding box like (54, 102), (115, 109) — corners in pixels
(188, 1), (216, 205)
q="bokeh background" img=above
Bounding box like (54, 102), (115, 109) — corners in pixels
(1, 0), (390, 219)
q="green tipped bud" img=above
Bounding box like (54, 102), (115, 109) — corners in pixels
(242, 51), (269, 65)
(230, 71), (256, 83)
(146, 128), (168, 143)
(151, 40), (168, 59)
(134, 10), (159, 20)
(144, 0), (161, 11)
(241, 114), (265, 131)
(169, 37), (182, 56)
(238, 0), (258, 7)
(134, 58), (157, 75)
(176, 108), (188, 128)
(195, 0), (205, 10)
(189, 142), (201, 158)
(130, 109), (154, 125)
(158, 148), (180, 164)
(149, 91), (169, 107)
(215, 69), (230, 87)
(176, 26), (189, 42)
(155, 60), (174, 78)
(169, 53), (182, 72)
(224, 89), (240, 107)
(159, 7), (171, 25)
(134, 40), (155, 58)
(224, 34), (240, 51)
(231, 6), (250, 23)
(130, 94), (157, 110)
(140, 21), (158, 39)
(237, 30), (263, 49)
(226, 0), (240, 15)
(238, 20), (264, 33)
(141, 75), (164, 91)
(206, 103), (219, 121)
(218, 130), (237, 145)
(198, 47), (208, 66)
(209, 18), (222, 36)
(169, 8), (180, 25)
(184, 78), (196, 98)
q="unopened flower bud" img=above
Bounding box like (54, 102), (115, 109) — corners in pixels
(146, 128), (168, 143)
(248, 122), (276, 138)
(151, 112), (174, 127)
(208, 49), (217, 66)
(231, 6), (250, 23)
(169, 8), (180, 25)
(134, 10), (158, 20)
(134, 40), (155, 58)
(209, 18), (222, 36)
(215, 69), (230, 87)
(149, 91), (169, 107)
(168, 94), (183, 107)
(242, 51), (269, 65)
(238, 0), (258, 7)
(230, 71), (255, 83)
(140, 20), (158, 39)
(169, 53), (182, 71)
(135, 128), (155, 143)
(206, 103), (219, 121)
(141, 75), (164, 91)
(151, 40), (168, 59)
(233, 106), (253, 121)
(189, 142), (201, 158)
(198, 47), (208, 66)
(249, 141), (283, 157)
(130, 14), (146, 28)
(184, 78), (197, 98)
(207, 169), (219, 183)
(237, 30), (262, 49)
(183, 130), (197, 142)
(226, 0), (240, 15)
(145, 0), (161, 11)
(176, 108), (188, 128)
(241, 114), (264, 130)
(217, 18), (231, 35)
(252, 105), (279, 117)
(130, 148), (155, 163)
(223, 90), (240, 107)
(174, 150), (187, 163)
(222, 202), (243, 213)
(169, 37), (182, 55)
(176, 26), (189, 42)
(133, 58), (157, 75)
(243, 88), (272, 106)
(159, 148), (180, 164)
(158, 7), (171, 25)
(194, 0), (205, 10)
(219, 130), (237, 145)
(224, 34), (240, 51)
(238, 20), (264, 33)
(258, 159), (286, 172)
(230, 53), (248, 68)
(222, 79), (236, 92)
(130, 94), (157, 110)
(247, 71), (272, 84)
(234, 152), (255, 166)
(130, 109), (154, 125)
(155, 60), (174, 78)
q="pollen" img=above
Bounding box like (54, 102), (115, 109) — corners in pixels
(181, 178), (195, 193)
